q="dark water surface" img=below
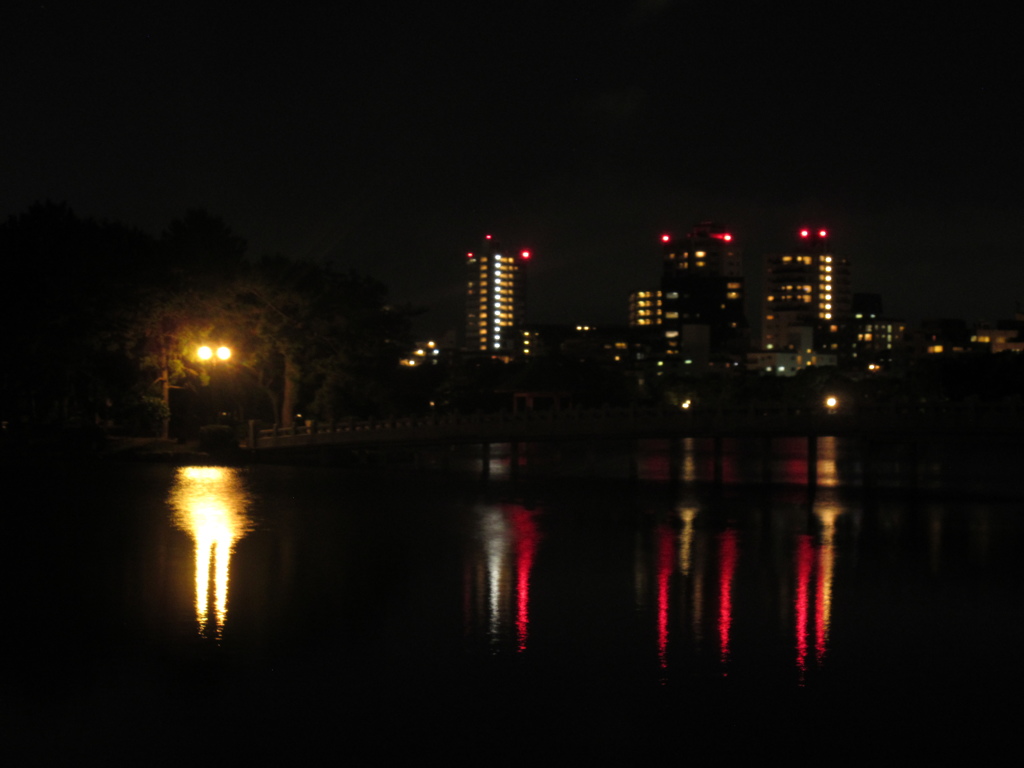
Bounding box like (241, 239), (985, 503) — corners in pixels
(8, 444), (1024, 761)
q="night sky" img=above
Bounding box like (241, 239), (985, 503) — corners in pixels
(4, 1), (1021, 337)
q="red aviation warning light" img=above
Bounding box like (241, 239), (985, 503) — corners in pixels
(467, 252), (474, 258)
(799, 229), (810, 238)
(818, 229), (828, 238)
(723, 234), (732, 241)
(485, 234), (492, 240)
(661, 234), (671, 242)
(520, 250), (531, 259)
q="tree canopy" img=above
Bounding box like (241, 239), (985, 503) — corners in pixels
(0, 202), (413, 437)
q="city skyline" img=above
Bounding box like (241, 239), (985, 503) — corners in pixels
(4, 3), (1020, 335)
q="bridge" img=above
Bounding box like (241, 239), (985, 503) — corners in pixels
(247, 401), (1024, 450)
(244, 402), (1024, 487)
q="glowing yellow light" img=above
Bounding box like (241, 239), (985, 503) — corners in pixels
(825, 396), (838, 409)
(198, 346), (213, 360)
(216, 346), (231, 360)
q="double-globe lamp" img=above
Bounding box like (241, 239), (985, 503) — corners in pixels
(198, 345), (231, 361)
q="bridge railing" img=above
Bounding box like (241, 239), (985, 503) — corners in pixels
(248, 401), (1024, 449)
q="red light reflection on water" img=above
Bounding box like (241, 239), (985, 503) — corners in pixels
(510, 507), (540, 652)
(656, 523), (674, 670)
(794, 534), (814, 681)
(718, 529), (738, 671)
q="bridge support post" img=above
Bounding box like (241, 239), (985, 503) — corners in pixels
(761, 436), (772, 485)
(860, 437), (874, 490)
(669, 438), (681, 485)
(481, 441), (490, 480)
(807, 434), (818, 487)
(510, 441), (520, 480)
(903, 439), (920, 490)
(713, 436), (723, 485)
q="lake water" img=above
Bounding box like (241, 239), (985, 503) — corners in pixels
(8, 438), (1024, 761)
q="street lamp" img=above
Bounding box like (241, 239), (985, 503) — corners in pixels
(196, 344), (240, 429)
(825, 396), (839, 411)
(198, 345), (232, 361)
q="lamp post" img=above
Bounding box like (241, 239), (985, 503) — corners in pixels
(196, 345), (236, 426)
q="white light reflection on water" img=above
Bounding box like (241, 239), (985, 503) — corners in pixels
(168, 466), (253, 639)
(467, 503), (542, 653)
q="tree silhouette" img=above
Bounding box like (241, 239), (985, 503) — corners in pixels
(0, 201), (154, 428)
(239, 255), (414, 426)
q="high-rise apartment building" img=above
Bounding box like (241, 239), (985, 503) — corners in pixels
(660, 222), (749, 361)
(464, 235), (529, 356)
(763, 228), (851, 355)
(628, 289), (662, 327)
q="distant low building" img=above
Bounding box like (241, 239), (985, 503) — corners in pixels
(972, 311), (1024, 353)
(748, 349), (838, 376)
(910, 318), (973, 357)
(849, 293), (907, 370)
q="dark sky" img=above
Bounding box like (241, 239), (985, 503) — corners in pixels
(4, 1), (1021, 337)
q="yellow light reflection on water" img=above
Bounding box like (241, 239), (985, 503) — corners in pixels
(816, 435), (840, 487)
(677, 506), (697, 577)
(169, 466), (253, 638)
(813, 502), (842, 664)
